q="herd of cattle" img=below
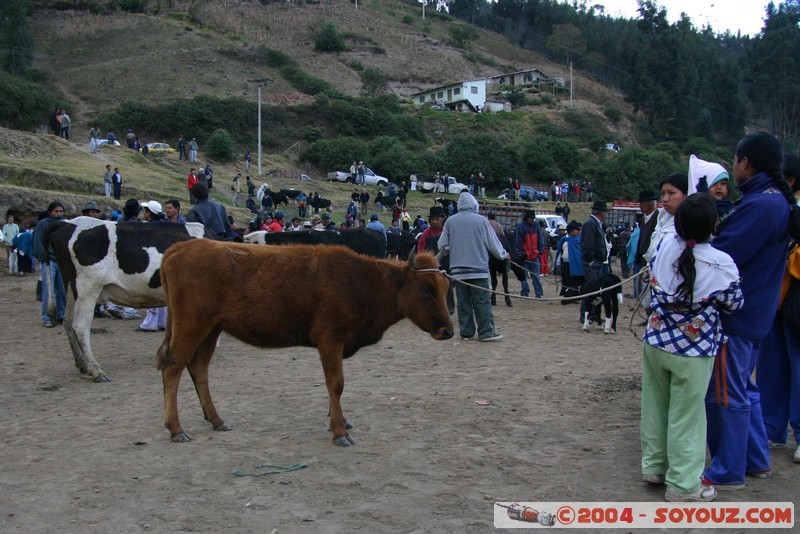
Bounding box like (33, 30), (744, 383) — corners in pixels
(43, 217), (454, 445)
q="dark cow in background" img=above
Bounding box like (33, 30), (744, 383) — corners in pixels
(309, 196), (332, 212)
(581, 273), (623, 334)
(244, 228), (386, 258)
(386, 231), (417, 260)
(44, 217), (208, 382)
(266, 190), (289, 207)
(243, 230), (345, 247)
(277, 189), (304, 204)
(157, 242), (453, 445)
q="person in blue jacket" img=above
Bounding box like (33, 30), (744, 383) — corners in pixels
(703, 132), (797, 489)
(756, 153), (800, 464)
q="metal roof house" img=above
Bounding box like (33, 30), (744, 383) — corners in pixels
(410, 79), (487, 112)
(487, 68), (551, 87)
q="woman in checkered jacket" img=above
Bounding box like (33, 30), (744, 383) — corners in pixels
(640, 194), (743, 503)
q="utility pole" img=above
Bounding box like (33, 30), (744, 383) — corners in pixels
(258, 85), (262, 176)
(569, 62), (573, 108)
(247, 77), (270, 177)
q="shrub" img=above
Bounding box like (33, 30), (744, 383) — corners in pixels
(0, 71), (64, 130)
(205, 129), (235, 160)
(604, 105), (622, 123)
(314, 22), (347, 52)
(448, 24), (479, 49)
(360, 67), (389, 98)
(302, 126), (322, 143)
(402, 15), (413, 24)
(302, 136), (368, 170)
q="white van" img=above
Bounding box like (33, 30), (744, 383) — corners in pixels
(536, 214), (567, 239)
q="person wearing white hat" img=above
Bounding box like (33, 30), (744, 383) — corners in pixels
(137, 201), (167, 332)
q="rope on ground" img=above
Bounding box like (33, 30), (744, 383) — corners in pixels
(232, 463), (307, 477)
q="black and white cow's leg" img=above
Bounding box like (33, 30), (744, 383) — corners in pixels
(64, 290), (110, 382)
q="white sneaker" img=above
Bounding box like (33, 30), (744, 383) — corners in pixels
(664, 484), (717, 502)
(794, 445), (800, 464)
(769, 440), (786, 449)
(480, 334), (503, 342)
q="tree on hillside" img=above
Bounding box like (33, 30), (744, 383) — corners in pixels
(360, 67), (389, 99)
(1, 0), (33, 75)
(545, 23), (586, 63)
(749, 1), (800, 145)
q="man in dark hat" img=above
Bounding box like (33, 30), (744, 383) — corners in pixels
(513, 209), (546, 299)
(580, 200), (609, 322)
(81, 201), (100, 218)
(122, 199), (141, 222)
(635, 190), (659, 298)
(320, 213), (336, 230)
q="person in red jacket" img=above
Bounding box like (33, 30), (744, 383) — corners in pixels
(268, 211), (285, 232)
(187, 168), (199, 205)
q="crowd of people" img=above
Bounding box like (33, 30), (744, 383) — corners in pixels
(5, 126), (800, 506)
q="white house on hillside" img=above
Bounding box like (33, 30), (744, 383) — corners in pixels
(410, 79), (487, 112)
(487, 67), (555, 87)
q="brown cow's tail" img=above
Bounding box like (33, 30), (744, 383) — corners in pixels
(156, 257), (174, 370)
(156, 317), (173, 370)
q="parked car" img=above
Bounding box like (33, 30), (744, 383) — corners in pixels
(96, 139), (120, 147)
(146, 142), (176, 154)
(419, 176), (469, 194)
(326, 168), (389, 187)
(497, 186), (548, 202)
(536, 214), (568, 240)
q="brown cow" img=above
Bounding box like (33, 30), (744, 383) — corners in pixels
(156, 241), (454, 446)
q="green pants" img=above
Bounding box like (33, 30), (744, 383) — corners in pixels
(641, 343), (714, 493)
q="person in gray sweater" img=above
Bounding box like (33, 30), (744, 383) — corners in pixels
(438, 193), (508, 342)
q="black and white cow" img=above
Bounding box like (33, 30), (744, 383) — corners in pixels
(44, 217), (208, 382)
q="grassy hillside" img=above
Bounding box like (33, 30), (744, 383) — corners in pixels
(1, 0), (632, 223)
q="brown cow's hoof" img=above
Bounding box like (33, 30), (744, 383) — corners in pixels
(213, 421), (233, 431)
(333, 435), (356, 447)
(171, 432), (192, 442)
(93, 375), (111, 383)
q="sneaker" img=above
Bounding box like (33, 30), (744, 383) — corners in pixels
(664, 484), (717, 502)
(480, 334), (503, 342)
(747, 469), (772, 479)
(768, 440), (787, 449)
(42, 320), (54, 328)
(135, 327), (158, 333)
(794, 445), (800, 464)
(642, 473), (665, 485)
(460, 336), (473, 341)
(701, 476), (745, 491)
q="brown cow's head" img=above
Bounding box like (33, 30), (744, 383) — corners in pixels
(400, 253), (454, 340)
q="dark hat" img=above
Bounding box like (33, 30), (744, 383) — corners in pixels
(429, 206), (445, 218)
(123, 199), (141, 214)
(274, 211), (285, 220)
(370, 213), (379, 221)
(637, 190), (658, 202)
(486, 211), (496, 219)
(81, 201), (99, 213)
(523, 209), (536, 219)
(566, 221), (581, 233)
(591, 200), (609, 212)
(321, 213), (331, 221)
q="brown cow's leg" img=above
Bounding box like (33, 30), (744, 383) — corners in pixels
(318, 345), (354, 446)
(187, 329), (230, 432)
(162, 363), (190, 442)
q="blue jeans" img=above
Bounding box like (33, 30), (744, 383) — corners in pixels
(454, 278), (495, 339)
(41, 260), (66, 325)
(520, 259), (543, 298)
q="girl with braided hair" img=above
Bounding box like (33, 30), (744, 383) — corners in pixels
(641, 194), (743, 502)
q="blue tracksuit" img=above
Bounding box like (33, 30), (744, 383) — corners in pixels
(704, 172), (790, 485)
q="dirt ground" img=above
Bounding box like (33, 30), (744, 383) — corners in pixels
(1, 268), (797, 533)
